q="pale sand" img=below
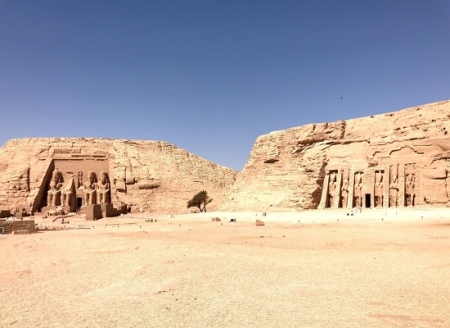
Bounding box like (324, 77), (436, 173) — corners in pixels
(1, 208), (450, 327)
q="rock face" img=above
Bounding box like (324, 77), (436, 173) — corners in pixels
(0, 138), (237, 213)
(222, 100), (450, 211)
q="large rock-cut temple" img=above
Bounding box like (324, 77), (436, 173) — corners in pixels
(0, 139), (237, 216)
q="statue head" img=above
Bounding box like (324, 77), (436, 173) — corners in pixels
(88, 171), (95, 183)
(376, 171), (383, 183)
(390, 165), (398, 178)
(100, 171), (109, 184)
(406, 174), (414, 183)
(52, 168), (61, 183)
(342, 169), (349, 181)
(330, 171), (337, 182)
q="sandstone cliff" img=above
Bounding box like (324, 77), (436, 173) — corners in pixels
(0, 138), (237, 213)
(222, 100), (450, 211)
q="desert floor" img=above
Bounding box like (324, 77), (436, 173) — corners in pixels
(1, 208), (450, 327)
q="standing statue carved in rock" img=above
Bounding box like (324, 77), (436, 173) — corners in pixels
(405, 173), (415, 207)
(341, 171), (349, 209)
(389, 174), (399, 207)
(47, 168), (63, 206)
(97, 171), (111, 204)
(354, 172), (363, 207)
(77, 172), (83, 188)
(328, 171), (337, 208)
(83, 171), (97, 206)
(446, 163), (450, 207)
(375, 171), (383, 207)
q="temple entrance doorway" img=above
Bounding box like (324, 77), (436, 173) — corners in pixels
(77, 197), (83, 211)
(365, 194), (371, 208)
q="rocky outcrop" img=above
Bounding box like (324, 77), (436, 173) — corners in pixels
(222, 100), (450, 211)
(0, 138), (237, 213)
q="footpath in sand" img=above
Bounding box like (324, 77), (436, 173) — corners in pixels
(1, 208), (450, 327)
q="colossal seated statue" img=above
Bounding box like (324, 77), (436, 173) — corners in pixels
(61, 176), (75, 207)
(97, 171), (110, 204)
(47, 169), (63, 206)
(83, 171), (97, 206)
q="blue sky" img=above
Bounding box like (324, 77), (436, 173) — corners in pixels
(1, 1), (449, 171)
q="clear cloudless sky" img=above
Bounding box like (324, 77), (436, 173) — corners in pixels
(0, 0), (449, 171)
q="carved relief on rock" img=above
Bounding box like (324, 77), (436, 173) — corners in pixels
(47, 168), (63, 206)
(389, 165), (399, 207)
(137, 180), (161, 190)
(136, 166), (161, 190)
(340, 169), (349, 209)
(114, 167), (127, 192)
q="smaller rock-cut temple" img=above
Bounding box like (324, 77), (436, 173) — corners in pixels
(221, 100), (450, 211)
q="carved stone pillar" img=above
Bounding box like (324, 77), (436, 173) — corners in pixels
(383, 167), (389, 208)
(405, 163), (416, 207)
(389, 164), (400, 208)
(415, 166), (422, 206)
(347, 169), (355, 209)
(398, 164), (405, 207)
(333, 170), (342, 209)
(340, 169), (350, 209)
(318, 173), (330, 209)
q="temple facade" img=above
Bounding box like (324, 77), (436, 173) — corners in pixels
(0, 138), (238, 216)
(318, 163), (426, 209)
(220, 100), (450, 211)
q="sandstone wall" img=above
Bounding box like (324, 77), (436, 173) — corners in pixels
(222, 100), (450, 211)
(0, 138), (237, 213)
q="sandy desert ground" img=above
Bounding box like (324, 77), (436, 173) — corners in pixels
(1, 208), (450, 327)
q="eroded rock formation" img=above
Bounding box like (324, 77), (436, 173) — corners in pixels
(0, 138), (237, 213)
(222, 100), (450, 211)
